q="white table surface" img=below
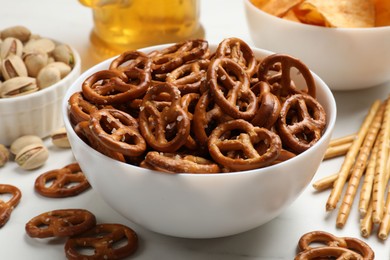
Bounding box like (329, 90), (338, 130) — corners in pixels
(1, 0), (390, 259)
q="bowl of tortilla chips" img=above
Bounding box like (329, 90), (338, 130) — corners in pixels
(244, 0), (390, 91)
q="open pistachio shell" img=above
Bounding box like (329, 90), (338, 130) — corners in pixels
(0, 76), (38, 98)
(10, 135), (43, 155)
(1, 54), (28, 80)
(15, 143), (49, 170)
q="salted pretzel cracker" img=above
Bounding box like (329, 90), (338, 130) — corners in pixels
(34, 163), (90, 198)
(166, 59), (209, 94)
(295, 247), (363, 260)
(75, 121), (126, 162)
(144, 151), (221, 173)
(65, 223), (138, 260)
(149, 39), (209, 76)
(208, 57), (258, 121)
(0, 184), (21, 227)
(89, 108), (146, 156)
(139, 83), (190, 152)
(192, 91), (232, 148)
(298, 230), (348, 250)
(257, 53), (316, 98)
(214, 37), (257, 76)
(82, 67), (151, 105)
(68, 92), (99, 125)
(180, 92), (200, 150)
(109, 50), (151, 73)
(297, 231), (374, 260)
(25, 209), (96, 238)
(208, 119), (281, 171)
(250, 81), (281, 129)
(277, 94), (326, 154)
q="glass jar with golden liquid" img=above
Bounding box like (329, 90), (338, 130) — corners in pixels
(79, 0), (204, 60)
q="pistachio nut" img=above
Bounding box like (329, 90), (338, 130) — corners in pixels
(51, 127), (71, 148)
(45, 62), (71, 78)
(15, 143), (49, 170)
(24, 38), (56, 54)
(52, 44), (74, 66)
(0, 76), (38, 98)
(23, 51), (48, 77)
(0, 37), (23, 59)
(0, 26), (31, 42)
(37, 66), (61, 89)
(10, 135), (43, 155)
(1, 54), (28, 80)
(0, 144), (10, 167)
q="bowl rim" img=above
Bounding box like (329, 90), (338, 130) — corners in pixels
(244, 0), (390, 32)
(0, 45), (81, 104)
(63, 42), (337, 177)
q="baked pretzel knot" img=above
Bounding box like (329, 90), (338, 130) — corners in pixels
(251, 81), (281, 129)
(208, 119), (281, 171)
(25, 209), (96, 238)
(68, 91), (98, 125)
(34, 163), (90, 198)
(214, 37), (257, 76)
(139, 83), (190, 152)
(65, 223), (138, 260)
(0, 184), (21, 227)
(90, 108), (146, 156)
(208, 57), (257, 121)
(257, 53), (316, 99)
(144, 151), (221, 173)
(278, 94), (326, 154)
(295, 231), (374, 260)
(149, 39), (209, 76)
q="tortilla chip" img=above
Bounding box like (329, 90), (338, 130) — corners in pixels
(281, 9), (302, 23)
(293, 2), (328, 27)
(374, 0), (390, 26)
(251, 0), (303, 17)
(294, 0), (375, 28)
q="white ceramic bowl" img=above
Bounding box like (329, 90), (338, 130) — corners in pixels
(0, 46), (81, 146)
(63, 43), (336, 239)
(244, 0), (390, 91)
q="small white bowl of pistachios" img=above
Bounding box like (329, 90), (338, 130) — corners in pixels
(0, 26), (81, 146)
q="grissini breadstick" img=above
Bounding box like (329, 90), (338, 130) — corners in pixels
(378, 155), (390, 240)
(312, 173), (339, 191)
(328, 133), (356, 147)
(336, 104), (384, 228)
(326, 100), (382, 211)
(358, 143), (379, 216)
(379, 186), (390, 239)
(360, 201), (373, 238)
(372, 97), (390, 224)
(324, 142), (352, 160)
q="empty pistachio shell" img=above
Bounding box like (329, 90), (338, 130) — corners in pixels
(0, 37), (23, 59)
(37, 66), (61, 89)
(15, 143), (49, 170)
(0, 76), (38, 98)
(0, 144), (10, 167)
(10, 135), (43, 155)
(24, 38), (56, 54)
(23, 51), (48, 77)
(51, 127), (71, 148)
(1, 54), (28, 80)
(1, 26), (31, 42)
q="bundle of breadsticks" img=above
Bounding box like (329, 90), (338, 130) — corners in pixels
(314, 95), (390, 240)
